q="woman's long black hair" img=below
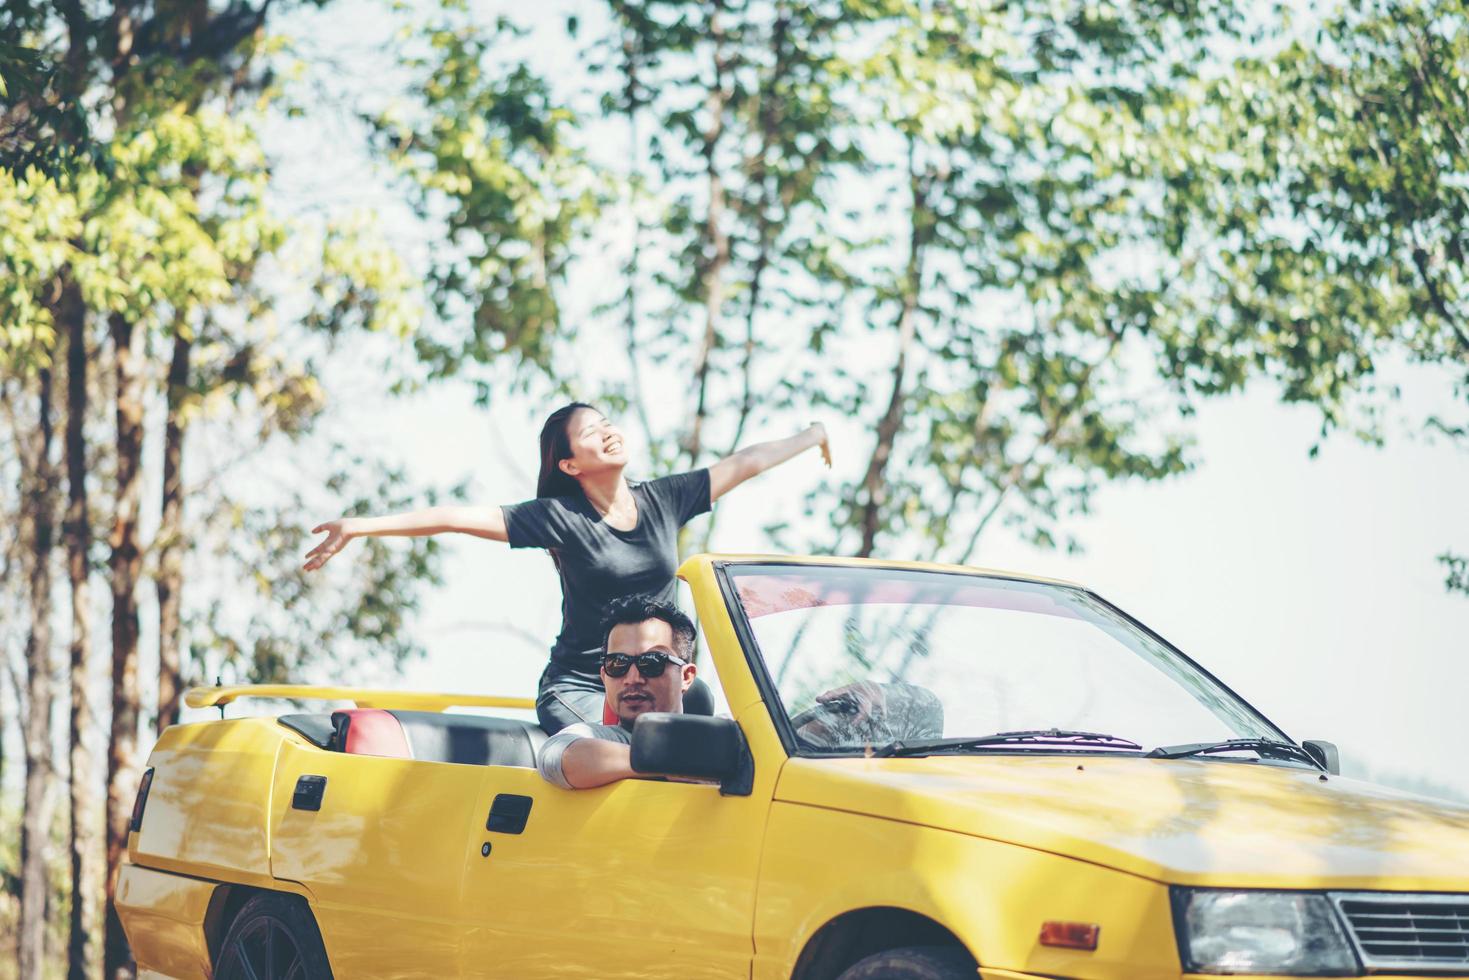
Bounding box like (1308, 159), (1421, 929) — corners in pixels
(537, 402), (599, 500)
(536, 402), (599, 575)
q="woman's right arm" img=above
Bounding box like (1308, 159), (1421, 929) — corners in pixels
(303, 505), (508, 571)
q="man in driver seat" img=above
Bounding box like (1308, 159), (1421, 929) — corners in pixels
(537, 595), (698, 789)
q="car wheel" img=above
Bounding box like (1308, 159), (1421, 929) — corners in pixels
(834, 945), (978, 980)
(215, 892), (334, 980)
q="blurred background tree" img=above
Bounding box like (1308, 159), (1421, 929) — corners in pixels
(1151, 0), (1469, 593)
(383, 0), (1221, 565)
(2, 0), (445, 975)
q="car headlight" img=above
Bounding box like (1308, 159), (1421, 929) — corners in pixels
(1172, 888), (1359, 976)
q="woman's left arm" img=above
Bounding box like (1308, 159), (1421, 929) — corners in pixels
(708, 423), (831, 503)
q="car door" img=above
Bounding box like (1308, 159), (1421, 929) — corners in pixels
(270, 739), (484, 978)
(456, 725), (773, 979)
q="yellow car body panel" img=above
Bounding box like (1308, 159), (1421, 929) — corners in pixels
(115, 863), (218, 980)
(675, 552), (1085, 590)
(116, 553), (1469, 979)
(682, 555), (772, 716)
(771, 755), (1469, 891)
(455, 730), (771, 980)
(185, 685), (536, 712)
(753, 802), (1181, 980)
(132, 718), (284, 887)
(268, 740), (483, 976)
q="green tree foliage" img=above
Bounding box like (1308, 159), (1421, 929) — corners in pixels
(1443, 552), (1469, 594)
(187, 457), (465, 686)
(0, 167), (77, 370)
(0, 0), (443, 973)
(387, 0), (1223, 560)
(603, 0), (861, 479)
(377, 12), (600, 378)
(809, 0), (1210, 558)
(1152, 0), (1469, 592)
(0, 9), (92, 176)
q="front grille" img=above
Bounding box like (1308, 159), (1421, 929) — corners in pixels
(1332, 892), (1469, 973)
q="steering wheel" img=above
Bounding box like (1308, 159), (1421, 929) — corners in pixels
(788, 698), (862, 743)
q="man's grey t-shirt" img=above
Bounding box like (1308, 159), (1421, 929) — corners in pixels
(536, 722), (630, 789)
(501, 470), (711, 678)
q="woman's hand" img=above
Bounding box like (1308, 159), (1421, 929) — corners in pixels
(810, 422), (831, 468)
(304, 518), (356, 571)
(302, 506), (510, 560)
(710, 422), (831, 502)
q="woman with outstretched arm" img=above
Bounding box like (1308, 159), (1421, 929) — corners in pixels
(304, 403), (830, 733)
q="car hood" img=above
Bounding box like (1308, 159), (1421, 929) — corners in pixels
(774, 754), (1469, 890)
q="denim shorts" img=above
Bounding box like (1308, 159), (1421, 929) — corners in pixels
(535, 663), (605, 734)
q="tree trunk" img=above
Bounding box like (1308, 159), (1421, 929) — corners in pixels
(156, 331), (191, 733)
(0, 384), (10, 904)
(59, 0), (101, 969)
(105, 311), (144, 980)
(698, 6), (793, 554)
(62, 278), (103, 980)
(614, 13), (657, 453)
(0, 664), (6, 808)
(686, 0), (730, 466)
(856, 146), (929, 557)
(726, 4), (791, 458)
(20, 361), (58, 980)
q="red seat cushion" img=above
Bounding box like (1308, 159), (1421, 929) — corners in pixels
(602, 701), (617, 726)
(332, 708), (411, 759)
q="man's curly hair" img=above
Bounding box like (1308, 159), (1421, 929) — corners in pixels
(600, 594), (697, 661)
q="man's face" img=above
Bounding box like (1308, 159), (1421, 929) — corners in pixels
(601, 618), (695, 727)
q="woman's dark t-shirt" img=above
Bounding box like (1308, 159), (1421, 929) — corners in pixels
(501, 469), (711, 677)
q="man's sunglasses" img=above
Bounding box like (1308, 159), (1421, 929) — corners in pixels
(600, 652), (689, 678)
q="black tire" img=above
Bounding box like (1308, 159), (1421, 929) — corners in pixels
(835, 945), (978, 980)
(215, 892), (335, 980)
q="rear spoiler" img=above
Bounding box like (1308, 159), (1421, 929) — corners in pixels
(184, 685), (537, 713)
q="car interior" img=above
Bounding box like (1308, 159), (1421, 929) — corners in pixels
(276, 677), (718, 768)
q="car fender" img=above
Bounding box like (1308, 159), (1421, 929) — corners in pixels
(131, 717), (293, 891)
(753, 802), (1180, 980)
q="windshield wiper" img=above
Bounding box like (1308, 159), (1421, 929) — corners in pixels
(870, 728), (1144, 758)
(1147, 738), (1320, 767)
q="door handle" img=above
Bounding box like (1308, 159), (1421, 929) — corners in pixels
(292, 775), (327, 811)
(486, 793), (533, 834)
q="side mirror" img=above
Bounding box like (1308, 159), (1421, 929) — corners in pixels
(1302, 739), (1340, 775)
(631, 713), (753, 796)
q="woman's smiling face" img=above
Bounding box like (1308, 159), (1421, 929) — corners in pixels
(560, 408), (628, 477)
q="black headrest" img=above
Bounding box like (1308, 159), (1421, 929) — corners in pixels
(279, 713), (336, 749)
(684, 677), (716, 716)
(389, 711), (547, 768)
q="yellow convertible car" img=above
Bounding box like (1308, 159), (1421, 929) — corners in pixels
(118, 555), (1469, 980)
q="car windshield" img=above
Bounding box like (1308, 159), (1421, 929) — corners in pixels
(727, 564), (1288, 757)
